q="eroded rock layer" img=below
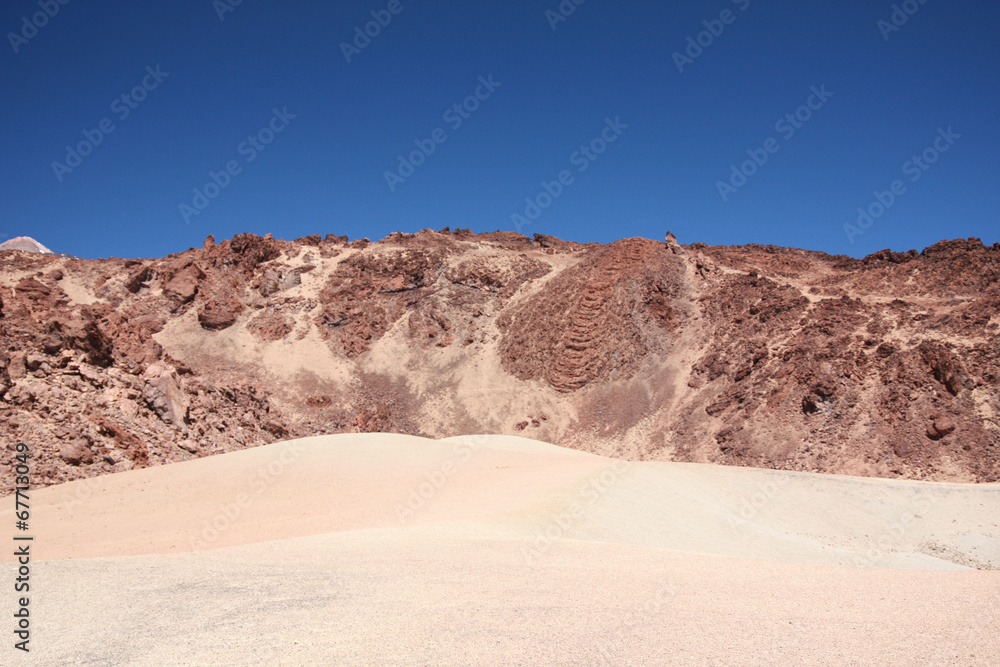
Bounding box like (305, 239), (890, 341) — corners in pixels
(1, 231), (997, 491)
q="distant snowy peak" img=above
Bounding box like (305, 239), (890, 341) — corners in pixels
(0, 236), (54, 254)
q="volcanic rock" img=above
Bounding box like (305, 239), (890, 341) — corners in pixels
(7, 353), (27, 381)
(163, 264), (205, 306)
(198, 298), (244, 331)
(59, 438), (94, 465)
(927, 416), (957, 441)
(142, 364), (190, 427)
(0, 231), (997, 494)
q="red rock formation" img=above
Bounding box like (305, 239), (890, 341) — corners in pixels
(1, 232), (997, 493)
(499, 238), (683, 391)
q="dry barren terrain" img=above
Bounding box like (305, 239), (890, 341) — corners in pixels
(1, 232), (998, 493)
(2, 433), (997, 665)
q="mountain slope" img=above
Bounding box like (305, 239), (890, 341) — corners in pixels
(1, 230), (998, 490)
(0, 235), (54, 254)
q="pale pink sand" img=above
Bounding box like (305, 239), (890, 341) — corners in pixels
(2, 434), (998, 665)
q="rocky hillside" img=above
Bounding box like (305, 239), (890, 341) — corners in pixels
(2, 230), (998, 492)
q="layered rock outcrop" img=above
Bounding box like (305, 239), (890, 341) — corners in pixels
(1, 231), (997, 492)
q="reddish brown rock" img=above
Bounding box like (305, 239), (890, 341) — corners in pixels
(248, 310), (293, 341)
(407, 308), (454, 348)
(228, 233), (281, 272)
(142, 364), (190, 427)
(0, 233), (997, 494)
(918, 342), (968, 395)
(163, 264), (206, 305)
(927, 417), (957, 441)
(198, 298), (244, 331)
(7, 352), (27, 381)
(44, 310), (115, 367)
(316, 247), (444, 356)
(178, 439), (200, 453)
(259, 269), (282, 297)
(306, 395), (332, 408)
(92, 417), (149, 468)
(499, 238), (683, 392)
(15, 277), (52, 302)
(59, 438), (94, 465)
(125, 265), (154, 294)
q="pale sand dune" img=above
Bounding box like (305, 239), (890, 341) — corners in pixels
(3, 433), (999, 665)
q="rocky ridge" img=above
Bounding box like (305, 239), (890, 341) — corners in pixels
(1, 230), (998, 492)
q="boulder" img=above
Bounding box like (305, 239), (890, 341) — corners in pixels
(260, 269), (282, 296)
(178, 439), (200, 453)
(51, 313), (115, 367)
(124, 265), (154, 294)
(25, 354), (47, 373)
(7, 352), (26, 380)
(281, 270), (302, 291)
(927, 416), (957, 441)
(198, 298), (244, 331)
(142, 364), (190, 427)
(163, 264), (206, 305)
(59, 439), (94, 465)
(918, 342), (968, 395)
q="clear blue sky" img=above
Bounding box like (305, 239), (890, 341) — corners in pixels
(2, 0), (997, 259)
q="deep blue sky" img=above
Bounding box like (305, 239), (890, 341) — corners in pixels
(2, 0), (997, 259)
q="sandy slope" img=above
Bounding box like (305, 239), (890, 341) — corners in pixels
(2, 434), (999, 665)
